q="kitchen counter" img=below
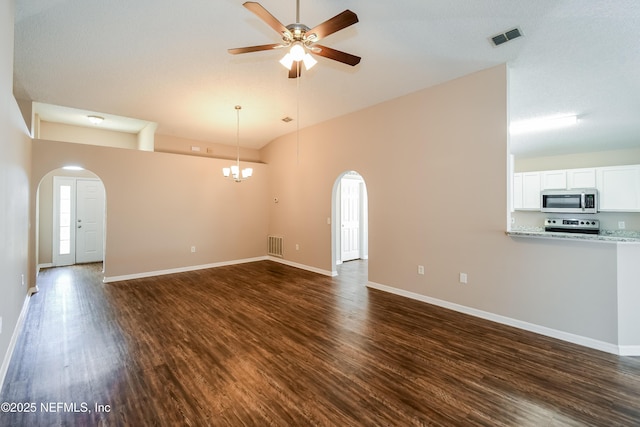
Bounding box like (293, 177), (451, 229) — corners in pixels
(507, 226), (640, 243)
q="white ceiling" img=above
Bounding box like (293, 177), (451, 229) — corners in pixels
(13, 0), (640, 157)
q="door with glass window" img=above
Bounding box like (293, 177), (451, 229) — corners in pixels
(53, 177), (105, 266)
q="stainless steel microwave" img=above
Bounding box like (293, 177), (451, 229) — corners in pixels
(541, 188), (598, 214)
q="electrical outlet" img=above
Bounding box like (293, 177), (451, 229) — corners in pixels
(191, 246), (196, 253)
(459, 273), (468, 284)
(417, 265), (425, 275)
(618, 221), (626, 229)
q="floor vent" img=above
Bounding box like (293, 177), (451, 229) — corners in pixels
(267, 236), (284, 257)
(490, 27), (523, 47)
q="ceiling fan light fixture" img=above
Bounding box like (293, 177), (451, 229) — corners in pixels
(289, 43), (305, 61)
(302, 53), (317, 70)
(279, 53), (294, 69)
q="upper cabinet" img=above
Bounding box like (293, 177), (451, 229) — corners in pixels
(541, 170), (567, 190)
(513, 165), (640, 212)
(597, 165), (640, 212)
(567, 168), (597, 189)
(512, 172), (541, 210)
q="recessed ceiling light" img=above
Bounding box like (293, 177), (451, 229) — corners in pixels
(87, 115), (104, 125)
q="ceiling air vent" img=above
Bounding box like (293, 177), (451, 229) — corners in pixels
(490, 27), (522, 47)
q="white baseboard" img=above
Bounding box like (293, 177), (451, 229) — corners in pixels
(367, 281), (634, 356)
(37, 263), (53, 276)
(0, 293), (32, 393)
(267, 256), (335, 277)
(619, 345), (640, 356)
(103, 257), (269, 283)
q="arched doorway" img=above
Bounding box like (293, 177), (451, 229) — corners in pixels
(331, 171), (368, 276)
(36, 167), (106, 273)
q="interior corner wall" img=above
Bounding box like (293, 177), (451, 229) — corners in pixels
(31, 140), (269, 279)
(261, 64), (620, 347)
(1, 0), (32, 386)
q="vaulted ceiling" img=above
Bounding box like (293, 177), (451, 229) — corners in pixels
(13, 0), (640, 157)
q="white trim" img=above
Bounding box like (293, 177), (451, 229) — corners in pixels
(0, 294), (31, 392)
(37, 263), (53, 275)
(103, 257), (268, 283)
(267, 256), (336, 277)
(619, 346), (640, 356)
(366, 281), (633, 356)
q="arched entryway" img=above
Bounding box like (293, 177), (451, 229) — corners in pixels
(331, 171), (368, 276)
(36, 167), (106, 274)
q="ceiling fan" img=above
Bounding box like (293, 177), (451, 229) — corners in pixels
(228, 1), (360, 78)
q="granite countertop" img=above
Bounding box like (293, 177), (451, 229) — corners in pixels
(507, 226), (640, 243)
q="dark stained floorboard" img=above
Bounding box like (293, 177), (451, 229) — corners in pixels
(1, 260), (639, 426)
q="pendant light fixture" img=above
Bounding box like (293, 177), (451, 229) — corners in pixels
(222, 105), (253, 182)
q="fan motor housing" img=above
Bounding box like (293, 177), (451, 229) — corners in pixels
(286, 23), (311, 41)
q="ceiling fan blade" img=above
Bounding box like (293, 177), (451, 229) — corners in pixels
(228, 43), (283, 55)
(312, 45), (361, 66)
(288, 62), (302, 79)
(307, 10), (358, 42)
(243, 2), (290, 36)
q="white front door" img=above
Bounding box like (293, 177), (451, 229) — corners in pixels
(76, 179), (105, 263)
(53, 177), (77, 266)
(341, 177), (361, 262)
(53, 177), (105, 266)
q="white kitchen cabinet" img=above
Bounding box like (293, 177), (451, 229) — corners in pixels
(512, 173), (523, 210)
(513, 164), (640, 212)
(597, 165), (640, 211)
(568, 168), (597, 189)
(541, 170), (567, 190)
(522, 172), (541, 209)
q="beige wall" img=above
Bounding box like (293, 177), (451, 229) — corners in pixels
(261, 65), (623, 346)
(31, 140), (269, 279)
(1, 0), (32, 380)
(39, 121), (139, 149)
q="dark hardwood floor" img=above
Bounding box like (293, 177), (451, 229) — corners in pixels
(1, 260), (639, 426)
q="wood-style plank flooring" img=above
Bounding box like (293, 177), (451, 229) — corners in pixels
(1, 260), (640, 426)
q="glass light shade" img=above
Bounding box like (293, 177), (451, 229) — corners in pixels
(302, 53), (317, 70)
(279, 53), (294, 69)
(290, 43), (305, 61)
(222, 167), (231, 177)
(242, 168), (253, 178)
(87, 115), (104, 125)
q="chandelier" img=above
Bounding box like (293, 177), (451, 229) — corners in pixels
(222, 105), (253, 182)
